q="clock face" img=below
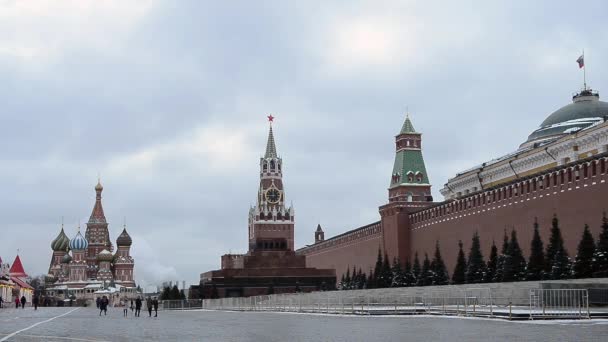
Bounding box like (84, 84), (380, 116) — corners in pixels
(265, 188), (281, 203)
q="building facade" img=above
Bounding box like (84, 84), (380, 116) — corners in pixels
(45, 181), (137, 303)
(298, 86), (608, 280)
(200, 120), (336, 298)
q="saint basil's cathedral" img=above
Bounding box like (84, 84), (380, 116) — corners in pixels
(45, 181), (137, 302)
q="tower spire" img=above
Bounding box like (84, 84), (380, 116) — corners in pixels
(265, 115), (278, 158)
(89, 179), (107, 224)
(400, 112), (417, 134)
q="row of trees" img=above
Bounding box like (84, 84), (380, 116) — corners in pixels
(160, 285), (186, 300)
(339, 214), (608, 290)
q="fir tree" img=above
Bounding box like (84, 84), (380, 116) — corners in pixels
(545, 215), (568, 278)
(419, 253), (432, 286)
(179, 289), (186, 300)
(412, 252), (421, 286)
(502, 229), (526, 282)
(592, 212), (608, 277)
(573, 224), (595, 278)
(339, 274), (345, 290)
(367, 270), (375, 289)
(493, 230), (509, 282)
(359, 268), (367, 289)
(452, 240), (467, 285)
(391, 257), (405, 287)
(431, 241), (449, 285)
(171, 285), (181, 299)
(466, 232), (486, 284)
(381, 253), (393, 288)
(485, 241), (498, 283)
(373, 248), (383, 287)
(344, 267), (351, 290)
(550, 249), (571, 280)
(352, 265), (359, 289)
(403, 259), (414, 286)
(526, 219), (545, 281)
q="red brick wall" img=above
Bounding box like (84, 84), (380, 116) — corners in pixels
(299, 222), (382, 280)
(409, 161), (608, 275)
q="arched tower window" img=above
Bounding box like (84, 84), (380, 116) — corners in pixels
(270, 160), (275, 171)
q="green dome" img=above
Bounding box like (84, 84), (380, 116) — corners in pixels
(51, 228), (70, 252)
(522, 89), (608, 148)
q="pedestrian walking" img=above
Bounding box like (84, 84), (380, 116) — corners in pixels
(20, 296), (26, 309)
(135, 297), (142, 317)
(152, 297), (159, 317)
(99, 296), (108, 316)
(121, 298), (128, 317)
(96, 297), (100, 309)
(146, 297), (152, 317)
(130, 299), (134, 312)
(33, 295), (38, 310)
(0, 295), (3, 308)
(15, 297), (19, 308)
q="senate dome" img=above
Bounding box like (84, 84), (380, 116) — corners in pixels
(521, 89), (608, 148)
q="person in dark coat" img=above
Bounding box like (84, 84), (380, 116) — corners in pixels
(152, 297), (159, 317)
(15, 297), (19, 309)
(96, 297), (101, 309)
(135, 297), (142, 317)
(99, 296), (108, 316)
(0, 295), (4, 308)
(130, 298), (134, 312)
(20, 296), (26, 309)
(146, 297), (152, 317)
(32, 295), (38, 310)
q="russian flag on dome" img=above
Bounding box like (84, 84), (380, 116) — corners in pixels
(576, 54), (584, 68)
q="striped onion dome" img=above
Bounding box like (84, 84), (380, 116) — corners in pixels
(51, 228), (70, 251)
(97, 249), (113, 262)
(69, 231), (89, 250)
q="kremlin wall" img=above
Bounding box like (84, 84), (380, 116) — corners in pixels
(298, 88), (608, 279)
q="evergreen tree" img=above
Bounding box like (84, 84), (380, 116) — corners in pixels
(485, 241), (498, 283)
(545, 215), (568, 278)
(493, 230), (509, 282)
(466, 232), (486, 284)
(550, 249), (571, 280)
(573, 224), (595, 278)
(359, 268), (367, 289)
(526, 219), (545, 281)
(502, 230), (526, 282)
(373, 248), (383, 287)
(403, 259), (413, 286)
(352, 265), (359, 289)
(452, 240), (467, 285)
(381, 253), (393, 288)
(419, 253), (432, 286)
(431, 241), (449, 285)
(344, 267), (351, 290)
(179, 289), (186, 300)
(412, 252), (421, 286)
(367, 270), (375, 289)
(592, 212), (608, 277)
(339, 274), (345, 290)
(160, 286), (171, 300)
(171, 285), (181, 299)
(391, 257), (405, 287)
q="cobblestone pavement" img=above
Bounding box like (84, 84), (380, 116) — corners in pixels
(1, 307), (607, 341)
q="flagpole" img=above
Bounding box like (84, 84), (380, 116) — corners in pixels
(583, 49), (587, 90)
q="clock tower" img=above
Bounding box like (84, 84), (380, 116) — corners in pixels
(248, 116), (295, 252)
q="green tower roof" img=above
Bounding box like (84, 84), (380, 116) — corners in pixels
(400, 114), (418, 134)
(265, 125), (278, 158)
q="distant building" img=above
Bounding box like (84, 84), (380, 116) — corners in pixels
(0, 255), (34, 305)
(45, 181), (138, 304)
(200, 119), (336, 298)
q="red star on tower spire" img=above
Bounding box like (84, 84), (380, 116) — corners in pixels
(267, 114), (274, 123)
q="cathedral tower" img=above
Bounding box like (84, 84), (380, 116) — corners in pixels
(248, 116), (295, 252)
(85, 180), (112, 279)
(68, 228), (89, 283)
(113, 225), (135, 286)
(379, 113), (433, 265)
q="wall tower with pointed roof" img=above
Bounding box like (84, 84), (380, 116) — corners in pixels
(248, 119), (295, 252)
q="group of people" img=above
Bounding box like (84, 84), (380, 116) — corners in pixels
(0, 295), (40, 310)
(98, 296), (159, 318)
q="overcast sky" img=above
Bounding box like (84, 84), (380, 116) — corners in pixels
(1, 1), (607, 288)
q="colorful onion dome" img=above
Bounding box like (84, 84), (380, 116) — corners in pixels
(116, 227), (132, 247)
(69, 230), (89, 250)
(61, 253), (72, 264)
(97, 249), (113, 262)
(51, 228), (70, 251)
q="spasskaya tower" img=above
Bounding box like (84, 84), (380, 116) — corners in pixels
(248, 115), (295, 252)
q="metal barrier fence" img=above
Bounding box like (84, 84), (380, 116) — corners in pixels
(588, 288), (608, 305)
(162, 288), (590, 320)
(529, 289), (589, 319)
